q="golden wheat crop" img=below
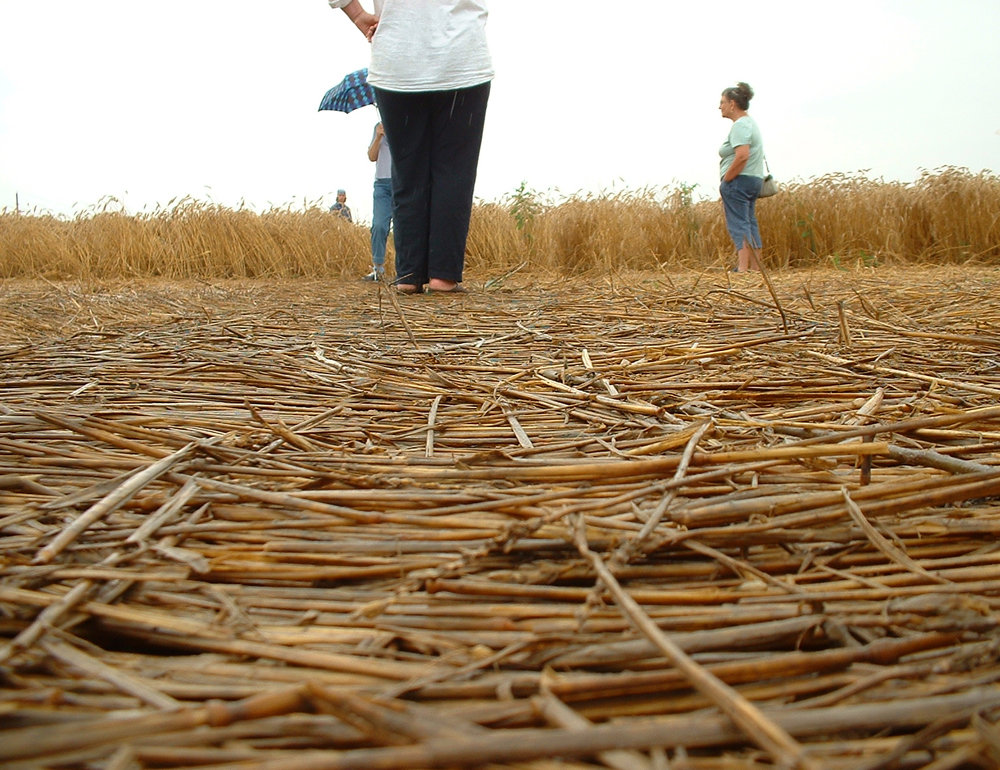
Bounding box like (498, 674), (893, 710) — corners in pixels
(1, 168), (997, 280)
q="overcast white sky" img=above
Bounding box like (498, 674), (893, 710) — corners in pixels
(0, 1), (998, 223)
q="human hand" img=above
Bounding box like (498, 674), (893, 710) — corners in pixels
(374, 122), (384, 138)
(353, 12), (379, 41)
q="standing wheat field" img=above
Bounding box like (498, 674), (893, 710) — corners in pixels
(1, 264), (999, 769)
(2, 168), (999, 280)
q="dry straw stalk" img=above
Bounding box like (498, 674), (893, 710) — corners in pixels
(2, 267), (1000, 769)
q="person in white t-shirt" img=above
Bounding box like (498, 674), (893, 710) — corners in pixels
(328, 0), (493, 295)
(361, 121), (393, 282)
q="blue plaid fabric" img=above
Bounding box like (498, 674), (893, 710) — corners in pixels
(319, 68), (376, 113)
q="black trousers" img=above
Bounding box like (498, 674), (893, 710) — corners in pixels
(374, 82), (490, 286)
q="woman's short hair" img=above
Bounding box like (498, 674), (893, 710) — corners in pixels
(722, 82), (754, 111)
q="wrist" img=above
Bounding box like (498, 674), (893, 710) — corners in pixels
(342, 0), (363, 22)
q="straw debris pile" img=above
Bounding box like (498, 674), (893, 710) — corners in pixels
(2, 268), (1000, 769)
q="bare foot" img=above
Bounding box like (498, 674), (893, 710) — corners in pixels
(395, 284), (421, 295)
(427, 279), (459, 292)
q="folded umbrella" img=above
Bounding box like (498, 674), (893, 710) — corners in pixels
(319, 68), (376, 113)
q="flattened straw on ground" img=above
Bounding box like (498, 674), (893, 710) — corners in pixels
(2, 267), (1000, 769)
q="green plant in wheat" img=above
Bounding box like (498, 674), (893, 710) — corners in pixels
(510, 180), (541, 248)
(858, 250), (879, 268)
(796, 211), (817, 256)
(672, 182), (701, 250)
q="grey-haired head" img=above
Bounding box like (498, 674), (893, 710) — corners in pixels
(721, 82), (754, 111)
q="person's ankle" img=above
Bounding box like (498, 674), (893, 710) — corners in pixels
(428, 278), (457, 291)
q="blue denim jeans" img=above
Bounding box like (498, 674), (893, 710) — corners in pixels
(371, 177), (393, 271)
(720, 174), (763, 250)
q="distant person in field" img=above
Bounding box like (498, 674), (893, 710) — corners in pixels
(330, 189), (353, 222)
(362, 121), (393, 282)
(719, 82), (766, 273)
(328, 0), (492, 295)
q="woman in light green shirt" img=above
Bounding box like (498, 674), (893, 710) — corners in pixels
(719, 82), (765, 273)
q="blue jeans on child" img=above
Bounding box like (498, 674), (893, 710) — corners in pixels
(371, 177), (393, 272)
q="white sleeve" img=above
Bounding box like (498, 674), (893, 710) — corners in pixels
(327, 0), (353, 8)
